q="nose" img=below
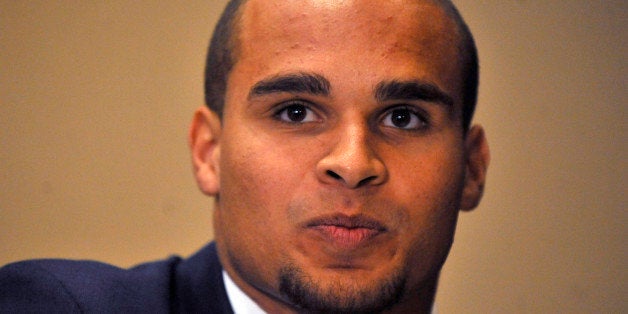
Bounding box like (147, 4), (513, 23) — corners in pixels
(316, 123), (387, 189)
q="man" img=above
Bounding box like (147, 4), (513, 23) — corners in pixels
(0, 0), (489, 313)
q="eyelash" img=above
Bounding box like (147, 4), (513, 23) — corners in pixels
(272, 101), (321, 124)
(272, 102), (429, 131)
(380, 105), (429, 131)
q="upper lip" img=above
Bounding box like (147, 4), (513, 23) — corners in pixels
(305, 214), (387, 231)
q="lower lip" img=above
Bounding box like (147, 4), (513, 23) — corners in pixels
(311, 225), (381, 250)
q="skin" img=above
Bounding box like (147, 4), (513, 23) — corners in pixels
(190, 0), (489, 313)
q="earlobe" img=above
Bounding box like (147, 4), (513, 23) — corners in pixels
(460, 125), (490, 211)
(189, 106), (222, 196)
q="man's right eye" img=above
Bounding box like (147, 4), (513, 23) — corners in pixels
(275, 103), (319, 123)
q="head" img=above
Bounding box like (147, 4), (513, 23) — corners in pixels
(191, 0), (489, 313)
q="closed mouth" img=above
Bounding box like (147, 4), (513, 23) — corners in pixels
(305, 214), (387, 249)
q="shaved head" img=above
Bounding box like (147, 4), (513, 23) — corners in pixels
(204, 0), (478, 129)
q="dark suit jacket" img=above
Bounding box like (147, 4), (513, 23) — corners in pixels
(0, 242), (234, 313)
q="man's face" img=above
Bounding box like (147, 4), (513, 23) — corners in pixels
(193, 0), (487, 312)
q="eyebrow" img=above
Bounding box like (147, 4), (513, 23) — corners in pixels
(248, 72), (331, 99)
(374, 80), (454, 107)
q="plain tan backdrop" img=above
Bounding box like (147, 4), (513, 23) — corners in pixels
(1, 1), (625, 312)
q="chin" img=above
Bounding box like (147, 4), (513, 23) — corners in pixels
(277, 260), (408, 313)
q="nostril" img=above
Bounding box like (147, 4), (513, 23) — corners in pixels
(357, 175), (377, 187)
(326, 170), (342, 180)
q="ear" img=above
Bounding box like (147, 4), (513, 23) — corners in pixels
(460, 125), (490, 211)
(189, 106), (222, 196)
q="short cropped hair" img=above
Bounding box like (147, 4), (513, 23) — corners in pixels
(204, 0), (478, 130)
(204, 0), (244, 118)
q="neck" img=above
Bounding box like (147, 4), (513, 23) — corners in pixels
(383, 274), (438, 314)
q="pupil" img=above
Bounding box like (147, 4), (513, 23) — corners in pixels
(287, 105), (306, 121)
(391, 109), (410, 127)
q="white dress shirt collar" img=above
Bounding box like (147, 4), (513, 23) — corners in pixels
(223, 270), (267, 314)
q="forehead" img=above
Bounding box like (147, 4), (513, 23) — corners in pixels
(231, 0), (463, 100)
(239, 0), (458, 54)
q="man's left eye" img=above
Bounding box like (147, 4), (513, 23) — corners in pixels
(381, 107), (426, 130)
(275, 103), (319, 123)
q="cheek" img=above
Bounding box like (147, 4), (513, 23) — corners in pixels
(216, 129), (314, 231)
(214, 133), (298, 287)
(388, 142), (465, 256)
(391, 141), (465, 209)
(219, 142), (282, 219)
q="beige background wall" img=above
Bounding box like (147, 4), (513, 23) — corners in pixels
(1, 1), (625, 312)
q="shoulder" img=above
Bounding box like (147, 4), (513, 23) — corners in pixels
(0, 255), (182, 313)
(171, 242), (234, 313)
